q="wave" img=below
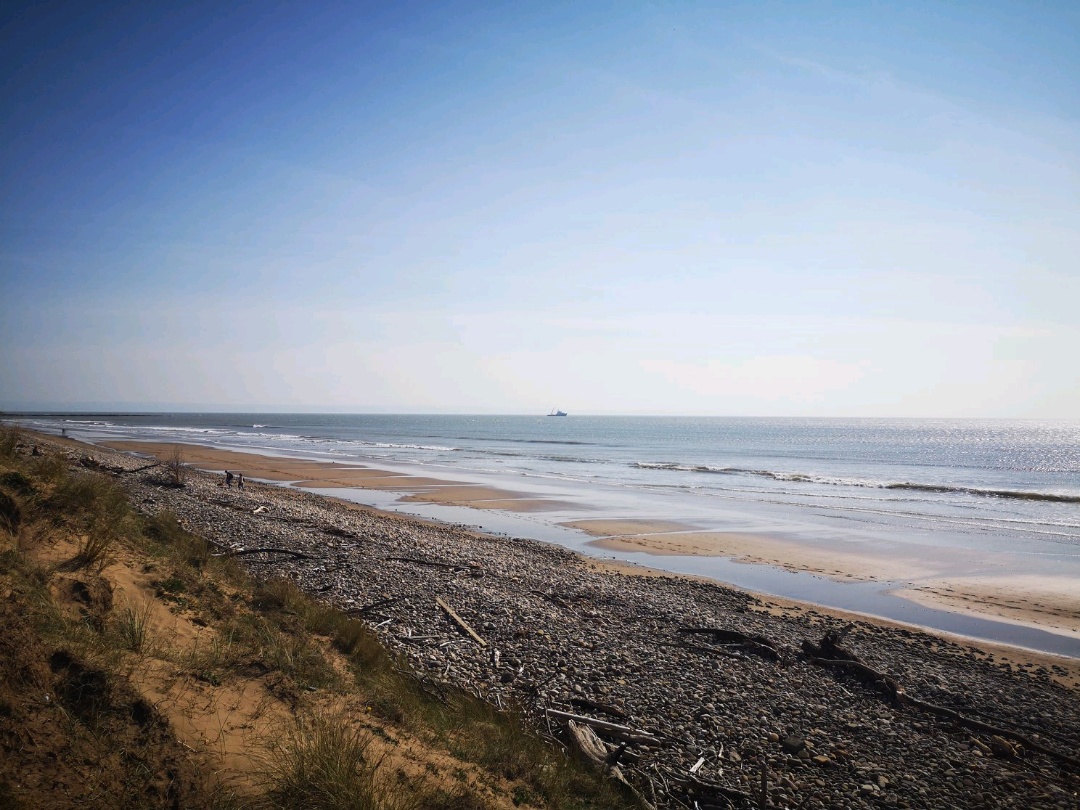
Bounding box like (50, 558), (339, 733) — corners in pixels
(883, 482), (1080, 503)
(630, 462), (1080, 503)
(367, 441), (459, 452)
(455, 435), (596, 447)
(135, 425), (230, 435)
(632, 462), (827, 482)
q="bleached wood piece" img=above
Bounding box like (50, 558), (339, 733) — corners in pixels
(435, 597), (487, 646)
(568, 720), (610, 767)
(545, 708), (657, 741)
(567, 721), (657, 810)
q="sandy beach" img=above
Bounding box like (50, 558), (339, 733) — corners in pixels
(566, 518), (942, 581)
(105, 441), (571, 512)
(105, 440), (1080, 644)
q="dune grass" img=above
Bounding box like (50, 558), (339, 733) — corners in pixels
(267, 710), (415, 810)
(112, 600), (156, 653)
(0, 432), (634, 810)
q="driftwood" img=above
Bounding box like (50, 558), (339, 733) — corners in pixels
(678, 627), (785, 661)
(80, 455), (134, 475)
(659, 640), (749, 662)
(567, 719), (611, 766)
(546, 708), (657, 744)
(802, 631), (1080, 771)
(397, 634), (440, 644)
(668, 774), (753, 809)
(435, 597), (487, 646)
(388, 556), (482, 575)
(566, 721), (657, 810)
(214, 547), (316, 561)
(348, 596), (404, 617)
(570, 696), (629, 720)
(321, 526), (356, 539)
(531, 589), (573, 610)
(121, 460), (161, 475)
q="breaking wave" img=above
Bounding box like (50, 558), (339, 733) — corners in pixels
(630, 462), (1080, 503)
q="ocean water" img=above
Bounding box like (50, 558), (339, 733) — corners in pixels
(9, 413), (1080, 654)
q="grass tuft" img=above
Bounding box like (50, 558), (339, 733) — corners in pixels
(0, 470), (36, 497)
(0, 425), (22, 459)
(143, 511), (216, 573)
(47, 473), (132, 570)
(254, 578), (387, 674)
(0, 490), (20, 536)
(71, 532), (115, 570)
(268, 711), (415, 810)
(112, 601), (155, 653)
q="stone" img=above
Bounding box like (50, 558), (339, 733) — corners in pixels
(782, 735), (806, 755)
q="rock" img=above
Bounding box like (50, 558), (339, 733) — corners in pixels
(990, 735), (1017, 758)
(782, 735), (806, 755)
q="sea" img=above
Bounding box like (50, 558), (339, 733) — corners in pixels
(8, 413), (1080, 655)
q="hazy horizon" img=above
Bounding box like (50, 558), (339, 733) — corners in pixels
(3, 2), (1078, 418)
(5, 404), (1080, 422)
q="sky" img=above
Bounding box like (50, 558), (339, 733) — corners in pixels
(1, 1), (1078, 417)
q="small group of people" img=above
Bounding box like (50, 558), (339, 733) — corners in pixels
(223, 469), (245, 490)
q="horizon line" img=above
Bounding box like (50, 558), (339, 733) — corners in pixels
(1, 407), (1075, 421)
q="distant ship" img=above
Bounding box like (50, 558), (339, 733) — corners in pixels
(548, 408), (567, 417)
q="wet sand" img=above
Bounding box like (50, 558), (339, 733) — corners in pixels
(894, 575), (1080, 639)
(568, 518), (1080, 639)
(105, 441), (567, 512)
(566, 518), (940, 581)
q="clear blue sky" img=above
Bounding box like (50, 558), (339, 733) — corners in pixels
(2, 1), (1078, 416)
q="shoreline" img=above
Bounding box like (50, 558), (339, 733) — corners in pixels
(97, 438), (1080, 660)
(572, 520), (1080, 640)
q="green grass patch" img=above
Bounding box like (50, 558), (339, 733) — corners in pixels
(268, 710), (415, 810)
(111, 601), (155, 653)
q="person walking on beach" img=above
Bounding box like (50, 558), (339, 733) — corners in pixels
(225, 470), (234, 488)
(237, 473), (245, 491)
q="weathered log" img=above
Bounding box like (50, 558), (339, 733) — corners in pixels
(214, 547), (316, 560)
(800, 643), (904, 702)
(348, 596), (403, 616)
(435, 597), (487, 646)
(531, 589), (573, 610)
(396, 634), (440, 644)
(322, 526), (357, 539)
(660, 640), (748, 661)
(121, 460), (161, 475)
(802, 633), (1080, 771)
(566, 722), (657, 809)
(567, 719), (610, 767)
(546, 708), (657, 743)
(679, 627), (784, 661)
(670, 774), (753, 807)
(570, 696), (629, 720)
